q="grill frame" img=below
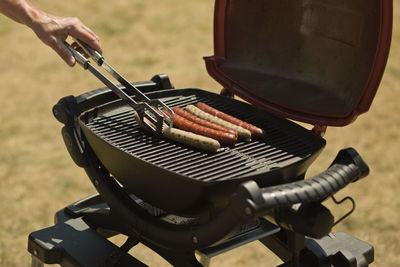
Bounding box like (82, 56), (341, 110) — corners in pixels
(78, 87), (325, 215)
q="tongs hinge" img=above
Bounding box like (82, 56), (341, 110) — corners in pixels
(74, 38), (104, 66)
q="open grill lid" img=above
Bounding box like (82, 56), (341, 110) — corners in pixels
(205, 0), (392, 126)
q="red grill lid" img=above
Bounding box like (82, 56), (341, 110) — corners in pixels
(205, 0), (392, 126)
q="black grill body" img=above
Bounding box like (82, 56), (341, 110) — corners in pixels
(79, 88), (325, 214)
(48, 77), (372, 265)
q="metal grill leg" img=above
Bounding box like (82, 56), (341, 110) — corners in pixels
(31, 255), (44, 267)
(196, 251), (211, 267)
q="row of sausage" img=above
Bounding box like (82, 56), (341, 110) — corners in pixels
(162, 102), (265, 152)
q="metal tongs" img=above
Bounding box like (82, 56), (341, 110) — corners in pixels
(64, 39), (174, 136)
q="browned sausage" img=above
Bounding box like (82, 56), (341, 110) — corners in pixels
(168, 112), (237, 145)
(162, 126), (221, 152)
(185, 105), (251, 141)
(137, 112), (220, 152)
(172, 107), (238, 137)
(196, 102), (265, 138)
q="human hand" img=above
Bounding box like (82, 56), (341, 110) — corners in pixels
(30, 14), (102, 66)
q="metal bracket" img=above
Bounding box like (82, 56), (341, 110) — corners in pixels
(151, 74), (174, 90)
(331, 195), (356, 226)
(101, 236), (139, 267)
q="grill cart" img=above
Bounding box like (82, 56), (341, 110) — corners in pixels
(28, 0), (392, 266)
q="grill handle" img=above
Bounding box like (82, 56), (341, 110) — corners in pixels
(239, 148), (369, 215)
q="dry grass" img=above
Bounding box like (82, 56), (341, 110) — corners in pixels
(0, 0), (399, 266)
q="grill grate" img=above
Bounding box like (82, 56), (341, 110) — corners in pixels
(85, 93), (318, 182)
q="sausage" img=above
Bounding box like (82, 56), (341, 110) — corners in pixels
(185, 105), (251, 141)
(169, 112), (237, 145)
(136, 112), (221, 152)
(172, 107), (238, 137)
(196, 102), (265, 138)
(162, 126), (221, 152)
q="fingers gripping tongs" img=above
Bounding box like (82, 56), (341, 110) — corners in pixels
(64, 39), (174, 136)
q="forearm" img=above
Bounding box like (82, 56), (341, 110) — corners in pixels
(0, 0), (48, 28)
(1, 0), (101, 66)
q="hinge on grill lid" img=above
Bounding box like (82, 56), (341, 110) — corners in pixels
(220, 87), (235, 98)
(312, 125), (327, 137)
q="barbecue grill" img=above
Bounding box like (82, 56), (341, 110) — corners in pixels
(28, 0), (392, 266)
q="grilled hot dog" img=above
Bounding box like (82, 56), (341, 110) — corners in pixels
(136, 112), (221, 152)
(185, 105), (251, 141)
(170, 112), (237, 145)
(196, 102), (265, 138)
(162, 126), (221, 152)
(172, 107), (238, 137)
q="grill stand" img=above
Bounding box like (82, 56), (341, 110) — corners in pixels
(28, 191), (374, 267)
(30, 76), (375, 266)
